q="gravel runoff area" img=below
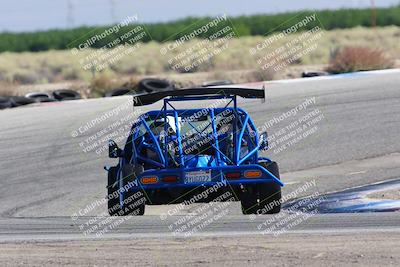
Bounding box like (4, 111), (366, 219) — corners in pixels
(0, 232), (399, 266)
(368, 189), (400, 200)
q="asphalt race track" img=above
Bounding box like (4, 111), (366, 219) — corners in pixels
(0, 70), (400, 265)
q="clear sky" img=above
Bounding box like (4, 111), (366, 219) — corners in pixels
(0, 0), (399, 32)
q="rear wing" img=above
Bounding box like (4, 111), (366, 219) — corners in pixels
(132, 87), (265, 106)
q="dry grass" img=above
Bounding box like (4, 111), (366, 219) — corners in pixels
(0, 26), (399, 96)
(89, 73), (119, 98)
(0, 81), (18, 96)
(89, 74), (141, 98)
(326, 46), (393, 73)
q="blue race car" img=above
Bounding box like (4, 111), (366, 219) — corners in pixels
(106, 87), (284, 216)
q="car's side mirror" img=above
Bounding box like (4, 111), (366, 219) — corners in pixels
(109, 140), (123, 158)
(259, 132), (269, 150)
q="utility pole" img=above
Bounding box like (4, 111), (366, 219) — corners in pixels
(370, 0), (376, 27)
(110, 0), (117, 23)
(67, 0), (75, 28)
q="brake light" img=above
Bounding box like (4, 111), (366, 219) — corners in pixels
(162, 175), (178, 182)
(244, 170), (262, 178)
(141, 176), (158, 184)
(225, 172), (241, 179)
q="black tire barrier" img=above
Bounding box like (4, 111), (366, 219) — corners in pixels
(201, 80), (233, 87)
(25, 92), (56, 102)
(9, 96), (36, 107)
(104, 88), (132, 97)
(302, 71), (328, 78)
(52, 89), (81, 101)
(0, 96), (12, 110)
(138, 78), (173, 93)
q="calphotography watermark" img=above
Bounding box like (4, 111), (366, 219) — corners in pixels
(159, 183), (235, 237)
(250, 180), (326, 236)
(257, 191), (326, 236)
(71, 181), (146, 238)
(255, 96), (325, 155)
(250, 13), (325, 74)
(68, 14), (151, 72)
(159, 14), (238, 73)
(70, 100), (146, 155)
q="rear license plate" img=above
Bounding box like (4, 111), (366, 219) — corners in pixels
(184, 170), (211, 184)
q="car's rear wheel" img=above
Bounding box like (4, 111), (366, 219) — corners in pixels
(241, 185), (259, 214)
(240, 161), (281, 215)
(258, 161), (281, 214)
(107, 164), (146, 216)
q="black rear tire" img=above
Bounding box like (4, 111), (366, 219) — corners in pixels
(240, 161), (281, 215)
(107, 165), (146, 216)
(258, 161), (281, 214)
(241, 185), (259, 214)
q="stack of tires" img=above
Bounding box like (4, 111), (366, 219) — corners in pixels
(1, 78), (174, 110)
(26, 89), (81, 102)
(0, 89), (81, 110)
(138, 78), (173, 93)
(0, 95), (37, 110)
(0, 97), (13, 109)
(104, 78), (174, 97)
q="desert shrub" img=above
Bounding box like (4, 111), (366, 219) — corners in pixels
(1, 5), (400, 53)
(121, 76), (141, 90)
(0, 27), (398, 85)
(326, 46), (393, 73)
(89, 73), (141, 98)
(60, 67), (82, 80)
(0, 81), (18, 96)
(245, 69), (275, 82)
(89, 73), (120, 98)
(12, 70), (38, 84)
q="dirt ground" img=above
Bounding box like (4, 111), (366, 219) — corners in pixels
(368, 188), (400, 200)
(1, 232), (399, 267)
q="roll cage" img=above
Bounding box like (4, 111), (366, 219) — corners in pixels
(125, 92), (266, 171)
